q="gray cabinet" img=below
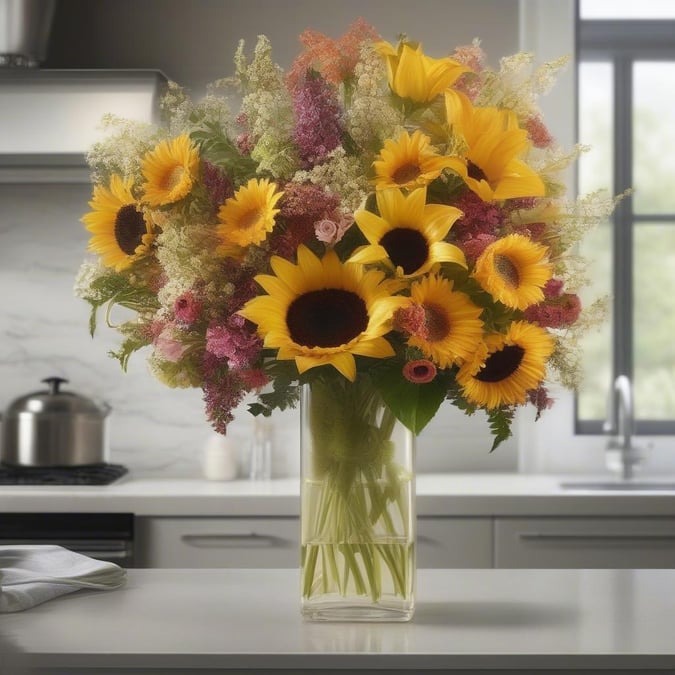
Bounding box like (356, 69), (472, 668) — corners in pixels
(417, 517), (493, 568)
(135, 517), (300, 568)
(136, 516), (494, 569)
(494, 517), (675, 568)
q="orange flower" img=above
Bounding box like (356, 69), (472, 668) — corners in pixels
(287, 18), (379, 89)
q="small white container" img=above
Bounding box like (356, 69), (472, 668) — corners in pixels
(202, 434), (238, 481)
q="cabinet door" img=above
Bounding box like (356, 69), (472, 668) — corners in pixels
(136, 517), (300, 568)
(495, 517), (675, 568)
(417, 517), (492, 568)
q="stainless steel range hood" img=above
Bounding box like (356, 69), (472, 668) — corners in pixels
(0, 69), (167, 182)
(0, 0), (167, 182)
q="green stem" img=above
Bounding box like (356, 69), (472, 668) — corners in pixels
(301, 379), (414, 605)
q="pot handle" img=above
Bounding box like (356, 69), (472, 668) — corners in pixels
(41, 376), (69, 395)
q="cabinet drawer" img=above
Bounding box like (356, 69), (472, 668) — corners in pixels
(417, 517), (492, 568)
(495, 518), (675, 568)
(136, 517), (300, 568)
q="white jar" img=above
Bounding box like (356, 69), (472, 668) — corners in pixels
(202, 434), (238, 481)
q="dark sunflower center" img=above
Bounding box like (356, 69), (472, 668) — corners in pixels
(286, 289), (368, 348)
(495, 254), (520, 287)
(425, 303), (450, 342)
(475, 345), (525, 383)
(392, 162), (421, 185)
(114, 204), (146, 255)
(467, 160), (487, 182)
(380, 228), (429, 275)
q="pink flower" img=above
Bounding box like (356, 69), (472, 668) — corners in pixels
(174, 291), (202, 325)
(452, 43), (486, 72)
(523, 293), (582, 329)
(154, 326), (187, 362)
(315, 211), (353, 245)
(402, 359), (437, 384)
(205, 315), (262, 369)
(314, 218), (339, 244)
(543, 278), (565, 299)
(453, 190), (504, 240)
(525, 115), (554, 149)
(292, 74), (343, 169)
(527, 386), (555, 420)
(236, 132), (255, 156)
(394, 304), (428, 339)
(238, 368), (270, 391)
(202, 364), (246, 435)
(201, 160), (234, 209)
(460, 233), (498, 263)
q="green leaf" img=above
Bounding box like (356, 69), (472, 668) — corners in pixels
(487, 407), (515, 452)
(373, 362), (447, 435)
(108, 335), (147, 372)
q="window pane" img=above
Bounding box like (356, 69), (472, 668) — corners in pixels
(577, 61), (613, 420)
(577, 221), (613, 419)
(633, 223), (675, 419)
(578, 62), (614, 195)
(633, 62), (675, 214)
(581, 0), (675, 19)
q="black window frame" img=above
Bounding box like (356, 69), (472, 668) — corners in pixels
(575, 15), (675, 435)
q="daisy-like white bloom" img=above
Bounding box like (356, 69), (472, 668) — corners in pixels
(405, 274), (484, 369)
(350, 187), (466, 277)
(216, 178), (283, 252)
(444, 89), (546, 202)
(81, 174), (154, 271)
(472, 233), (552, 310)
(141, 134), (199, 206)
(239, 246), (406, 381)
(373, 130), (463, 190)
(456, 321), (555, 409)
(375, 40), (470, 103)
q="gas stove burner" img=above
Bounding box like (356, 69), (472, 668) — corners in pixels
(0, 463), (128, 486)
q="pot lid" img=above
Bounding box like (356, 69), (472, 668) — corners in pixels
(5, 377), (110, 417)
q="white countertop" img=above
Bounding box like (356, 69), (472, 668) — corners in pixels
(3, 472), (675, 517)
(4, 567), (675, 673)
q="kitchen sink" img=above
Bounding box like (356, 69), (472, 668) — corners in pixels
(560, 481), (675, 491)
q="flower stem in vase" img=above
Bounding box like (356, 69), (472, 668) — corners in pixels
(300, 377), (415, 621)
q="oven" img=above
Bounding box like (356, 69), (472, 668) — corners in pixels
(0, 512), (135, 567)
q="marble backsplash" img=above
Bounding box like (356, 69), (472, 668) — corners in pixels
(0, 183), (517, 477)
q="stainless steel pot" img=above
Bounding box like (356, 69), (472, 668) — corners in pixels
(0, 377), (111, 467)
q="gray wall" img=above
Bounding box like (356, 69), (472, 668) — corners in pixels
(2, 0), (524, 476)
(46, 0), (520, 93)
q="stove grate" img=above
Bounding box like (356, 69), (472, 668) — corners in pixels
(0, 463), (128, 486)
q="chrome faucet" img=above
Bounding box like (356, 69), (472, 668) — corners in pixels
(603, 374), (641, 480)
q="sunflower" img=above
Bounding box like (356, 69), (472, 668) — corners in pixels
(473, 234), (552, 310)
(216, 178), (283, 252)
(405, 274), (484, 368)
(375, 40), (470, 103)
(456, 321), (555, 409)
(141, 134), (199, 206)
(238, 246), (405, 381)
(81, 174), (154, 271)
(373, 130), (464, 190)
(350, 187), (466, 277)
(444, 90), (545, 202)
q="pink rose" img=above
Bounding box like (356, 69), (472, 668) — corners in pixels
(314, 218), (339, 244)
(154, 327), (187, 362)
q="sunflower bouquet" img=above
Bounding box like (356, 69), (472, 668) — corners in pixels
(76, 21), (611, 617)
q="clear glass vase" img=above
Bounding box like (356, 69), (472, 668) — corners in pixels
(300, 377), (416, 622)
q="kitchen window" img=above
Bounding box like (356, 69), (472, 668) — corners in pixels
(576, 0), (675, 435)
